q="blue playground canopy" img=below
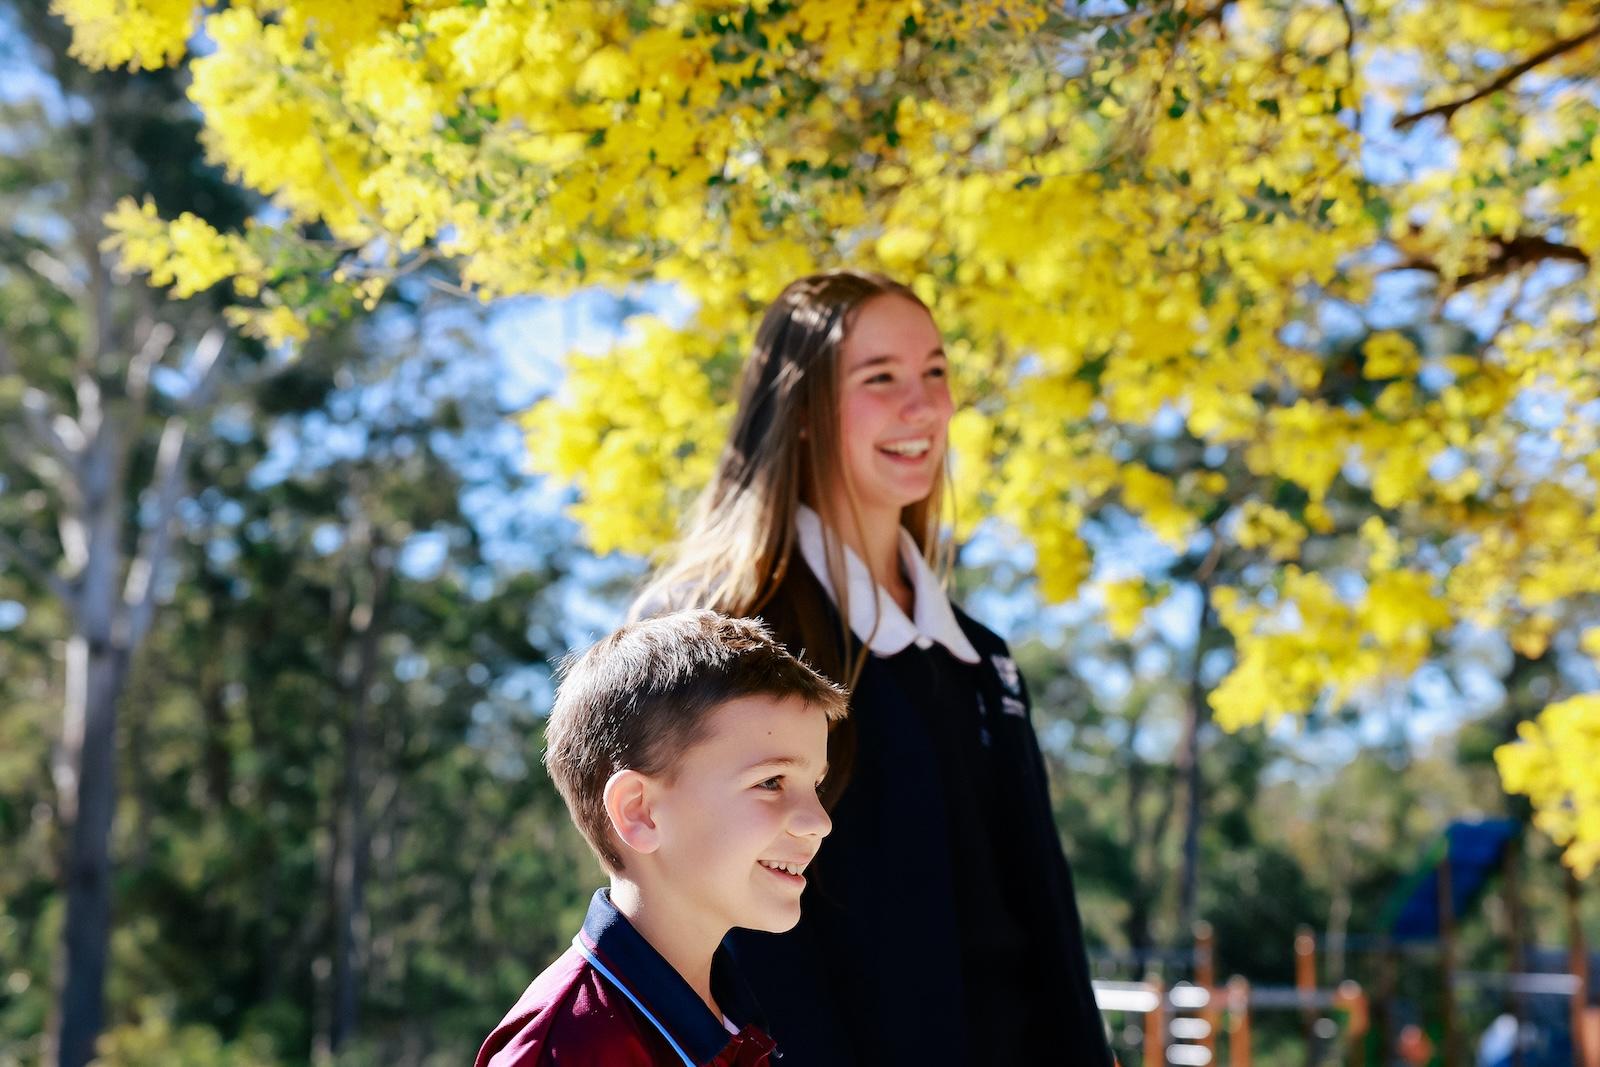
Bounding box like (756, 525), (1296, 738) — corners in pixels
(1386, 818), (1520, 943)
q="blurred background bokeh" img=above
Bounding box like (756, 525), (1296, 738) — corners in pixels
(3, 2), (1599, 1066)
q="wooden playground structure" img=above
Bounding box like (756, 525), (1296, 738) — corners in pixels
(1092, 820), (1598, 1066)
(1094, 923), (1372, 1067)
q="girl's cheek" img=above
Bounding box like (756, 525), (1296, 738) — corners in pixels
(842, 393), (884, 435)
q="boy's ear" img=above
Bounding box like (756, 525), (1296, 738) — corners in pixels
(602, 769), (660, 857)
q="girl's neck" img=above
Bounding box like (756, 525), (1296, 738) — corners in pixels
(608, 879), (721, 1020)
(816, 495), (912, 613)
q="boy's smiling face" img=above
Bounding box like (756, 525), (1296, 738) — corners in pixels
(638, 694), (832, 938)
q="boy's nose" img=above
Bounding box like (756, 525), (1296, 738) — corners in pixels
(795, 794), (832, 838)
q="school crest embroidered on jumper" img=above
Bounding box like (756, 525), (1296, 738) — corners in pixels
(991, 654), (1022, 696)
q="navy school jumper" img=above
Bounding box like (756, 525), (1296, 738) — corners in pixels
(726, 570), (1114, 1066)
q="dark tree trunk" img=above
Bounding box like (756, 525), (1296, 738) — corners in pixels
(1176, 581), (1215, 938)
(330, 525), (390, 1054)
(1124, 753), (1154, 963)
(47, 244), (133, 1066)
(52, 636), (131, 1067)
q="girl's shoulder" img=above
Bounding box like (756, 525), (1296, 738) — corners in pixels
(948, 601), (1011, 657)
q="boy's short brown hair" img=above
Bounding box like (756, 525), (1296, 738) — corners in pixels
(544, 609), (847, 871)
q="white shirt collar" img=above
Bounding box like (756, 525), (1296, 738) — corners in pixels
(794, 504), (980, 664)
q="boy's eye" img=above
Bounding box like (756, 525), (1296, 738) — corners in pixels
(756, 777), (782, 791)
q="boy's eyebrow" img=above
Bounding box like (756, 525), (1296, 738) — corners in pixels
(743, 754), (828, 776)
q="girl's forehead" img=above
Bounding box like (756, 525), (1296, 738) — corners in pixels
(840, 296), (941, 359)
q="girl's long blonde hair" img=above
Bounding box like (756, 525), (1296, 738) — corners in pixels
(634, 270), (951, 693)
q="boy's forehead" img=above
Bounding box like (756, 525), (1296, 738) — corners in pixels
(694, 693), (829, 753)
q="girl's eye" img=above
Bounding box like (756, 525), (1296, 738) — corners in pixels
(756, 777), (782, 791)
(865, 372), (893, 385)
(926, 365), (946, 379)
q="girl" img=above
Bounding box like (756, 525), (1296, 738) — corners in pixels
(635, 272), (1112, 1065)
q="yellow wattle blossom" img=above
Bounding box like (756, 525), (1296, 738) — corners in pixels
(1496, 695), (1600, 877)
(1581, 627), (1600, 667)
(1510, 614), (1558, 660)
(523, 317), (731, 556)
(1359, 516), (1400, 572)
(945, 407), (993, 543)
(224, 304), (309, 348)
(53, 0), (194, 70)
(1102, 578), (1148, 640)
(1359, 571), (1450, 660)
(1361, 331), (1421, 380)
(577, 45), (638, 101)
(1246, 401), (1354, 505)
(102, 199), (261, 299)
(63, 0), (1600, 872)
(1234, 501), (1308, 562)
(1120, 466), (1197, 550)
(1033, 522), (1092, 605)
(1210, 566), (1447, 731)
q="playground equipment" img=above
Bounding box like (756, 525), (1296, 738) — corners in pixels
(1091, 821), (1600, 1067)
(1377, 819), (1597, 1067)
(1093, 923), (1370, 1067)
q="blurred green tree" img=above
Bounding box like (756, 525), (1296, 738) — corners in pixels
(0, 4), (254, 1062)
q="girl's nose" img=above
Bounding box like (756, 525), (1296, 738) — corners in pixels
(901, 377), (947, 421)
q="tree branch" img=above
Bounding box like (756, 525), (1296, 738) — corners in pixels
(1385, 232), (1590, 288)
(126, 320), (176, 416)
(181, 328), (227, 409)
(123, 417), (186, 647)
(124, 328), (225, 646)
(1190, 0), (1234, 33)
(1333, 0), (1364, 130)
(0, 336), (83, 471)
(24, 248), (85, 300)
(0, 526), (72, 603)
(1394, 22), (1600, 130)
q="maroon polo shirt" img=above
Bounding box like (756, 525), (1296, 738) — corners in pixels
(476, 889), (778, 1067)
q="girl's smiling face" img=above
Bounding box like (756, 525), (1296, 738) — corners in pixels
(832, 294), (953, 519)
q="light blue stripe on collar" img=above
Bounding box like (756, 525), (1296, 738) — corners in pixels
(573, 933), (698, 1067)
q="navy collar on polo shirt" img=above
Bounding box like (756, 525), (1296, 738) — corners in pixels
(574, 888), (768, 1066)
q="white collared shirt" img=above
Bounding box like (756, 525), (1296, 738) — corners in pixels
(794, 504), (980, 664)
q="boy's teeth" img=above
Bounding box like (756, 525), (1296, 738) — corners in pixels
(760, 860), (803, 875)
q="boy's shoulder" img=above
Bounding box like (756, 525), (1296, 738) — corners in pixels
(475, 891), (778, 1067)
(474, 944), (664, 1067)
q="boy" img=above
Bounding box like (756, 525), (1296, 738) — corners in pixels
(476, 610), (846, 1067)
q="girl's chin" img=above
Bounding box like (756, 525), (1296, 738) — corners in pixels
(878, 478), (940, 508)
(849, 491), (930, 516)
(834, 476), (939, 517)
